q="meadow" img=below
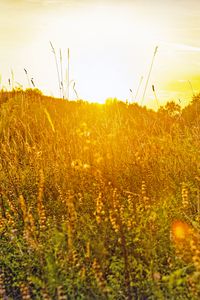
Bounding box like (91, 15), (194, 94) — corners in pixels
(0, 88), (200, 299)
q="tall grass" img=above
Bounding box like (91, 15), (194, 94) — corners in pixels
(50, 42), (70, 100)
(0, 89), (200, 299)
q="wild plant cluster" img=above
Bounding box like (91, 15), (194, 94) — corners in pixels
(0, 89), (200, 299)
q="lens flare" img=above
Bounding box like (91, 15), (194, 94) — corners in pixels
(172, 221), (190, 241)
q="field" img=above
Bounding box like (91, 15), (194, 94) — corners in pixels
(0, 89), (200, 299)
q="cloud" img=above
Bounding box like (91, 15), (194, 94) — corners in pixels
(174, 43), (200, 52)
(161, 42), (200, 53)
(27, 0), (65, 3)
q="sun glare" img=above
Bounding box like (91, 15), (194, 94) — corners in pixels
(0, 0), (199, 106)
(2, 1), (200, 297)
(172, 221), (190, 241)
(36, 4), (164, 104)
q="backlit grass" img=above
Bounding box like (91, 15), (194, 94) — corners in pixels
(0, 89), (200, 299)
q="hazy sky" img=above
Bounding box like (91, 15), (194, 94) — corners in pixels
(1, 0), (200, 107)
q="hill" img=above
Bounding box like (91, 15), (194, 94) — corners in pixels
(0, 89), (200, 299)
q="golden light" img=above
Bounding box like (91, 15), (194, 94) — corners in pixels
(0, 0), (200, 107)
(40, 4), (163, 104)
(172, 221), (190, 241)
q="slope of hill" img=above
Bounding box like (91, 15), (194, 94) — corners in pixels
(0, 89), (200, 299)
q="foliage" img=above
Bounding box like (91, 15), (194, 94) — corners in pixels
(0, 90), (200, 299)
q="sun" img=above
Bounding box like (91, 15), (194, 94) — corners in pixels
(36, 4), (164, 104)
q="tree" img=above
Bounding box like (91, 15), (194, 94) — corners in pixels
(158, 101), (181, 117)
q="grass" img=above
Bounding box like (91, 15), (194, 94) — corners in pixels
(0, 88), (200, 299)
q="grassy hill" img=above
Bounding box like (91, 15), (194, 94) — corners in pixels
(0, 89), (200, 299)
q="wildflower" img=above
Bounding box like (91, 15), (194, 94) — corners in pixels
(181, 183), (189, 208)
(83, 163), (90, 170)
(71, 159), (82, 170)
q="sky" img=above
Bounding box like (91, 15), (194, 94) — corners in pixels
(0, 0), (200, 108)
